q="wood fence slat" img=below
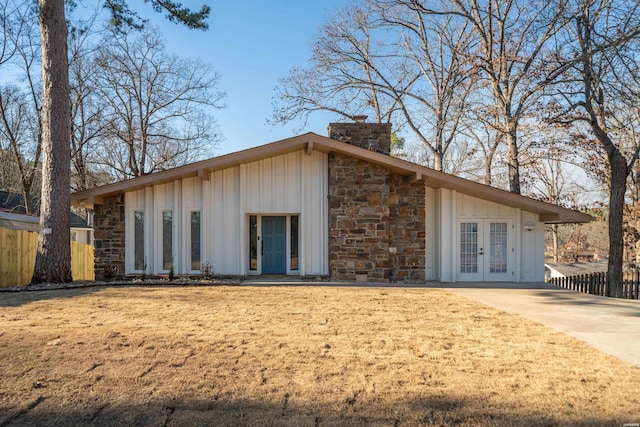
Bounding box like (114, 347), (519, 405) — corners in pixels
(550, 270), (640, 299)
(0, 228), (94, 287)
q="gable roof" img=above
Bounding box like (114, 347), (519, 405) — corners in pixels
(71, 132), (592, 224)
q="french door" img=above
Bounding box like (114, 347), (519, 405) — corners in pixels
(458, 220), (513, 281)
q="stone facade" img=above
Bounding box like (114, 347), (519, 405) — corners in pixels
(328, 153), (425, 282)
(93, 195), (125, 279)
(328, 122), (392, 155)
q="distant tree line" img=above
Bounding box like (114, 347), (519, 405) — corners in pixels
(0, 0), (224, 204)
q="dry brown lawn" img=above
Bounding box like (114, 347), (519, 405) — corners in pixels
(0, 285), (638, 426)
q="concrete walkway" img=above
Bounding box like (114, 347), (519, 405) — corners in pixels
(427, 281), (640, 368)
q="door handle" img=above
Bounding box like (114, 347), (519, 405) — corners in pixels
(478, 248), (484, 255)
(261, 240), (264, 255)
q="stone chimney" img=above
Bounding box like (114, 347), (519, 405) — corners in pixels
(328, 116), (392, 155)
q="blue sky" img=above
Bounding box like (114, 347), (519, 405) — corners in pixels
(145, 1), (347, 155)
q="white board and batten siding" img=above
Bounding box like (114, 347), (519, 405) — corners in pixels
(426, 188), (545, 283)
(125, 150), (329, 276)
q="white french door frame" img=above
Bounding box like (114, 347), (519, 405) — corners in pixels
(457, 219), (515, 282)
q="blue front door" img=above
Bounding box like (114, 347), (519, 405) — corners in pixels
(262, 216), (286, 274)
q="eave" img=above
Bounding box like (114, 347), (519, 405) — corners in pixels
(71, 132), (593, 224)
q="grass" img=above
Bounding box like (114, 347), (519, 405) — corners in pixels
(0, 286), (638, 426)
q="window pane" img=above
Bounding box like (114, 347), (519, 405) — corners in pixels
(290, 215), (299, 271)
(134, 211), (145, 270)
(490, 222), (508, 273)
(191, 211), (201, 271)
(250, 215), (257, 270)
(163, 211), (173, 270)
(460, 222), (478, 273)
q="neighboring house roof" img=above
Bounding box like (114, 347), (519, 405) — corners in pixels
(0, 210), (40, 232)
(70, 132), (593, 224)
(545, 261), (609, 277)
(0, 190), (91, 229)
(0, 190), (38, 214)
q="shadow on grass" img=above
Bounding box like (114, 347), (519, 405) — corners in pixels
(0, 395), (618, 427)
(530, 290), (640, 317)
(0, 286), (104, 308)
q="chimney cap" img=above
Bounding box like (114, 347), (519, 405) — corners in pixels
(352, 115), (368, 123)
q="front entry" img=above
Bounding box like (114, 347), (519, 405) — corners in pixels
(458, 220), (513, 281)
(261, 216), (287, 274)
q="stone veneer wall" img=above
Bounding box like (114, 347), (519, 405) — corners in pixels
(388, 174), (426, 281)
(328, 153), (425, 282)
(92, 195), (125, 279)
(328, 122), (392, 154)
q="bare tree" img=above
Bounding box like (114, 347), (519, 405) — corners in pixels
(272, 0), (477, 172)
(524, 128), (585, 262)
(272, 5), (398, 128)
(32, 0), (212, 283)
(0, 3), (42, 214)
(93, 26), (224, 179)
(553, 0), (640, 296)
(458, 102), (504, 186)
(0, 85), (42, 213)
(68, 9), (110, 191)
(428, 0), (573, 193)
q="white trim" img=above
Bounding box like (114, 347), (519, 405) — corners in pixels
(246, 214), (300, 276)
(456, 218), (515, 282)
(185, 209), (202, 274)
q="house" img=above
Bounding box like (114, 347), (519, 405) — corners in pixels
(71, 120), (592, 282)
(0, 190), (93, 244)
(544, 261), (609, 281)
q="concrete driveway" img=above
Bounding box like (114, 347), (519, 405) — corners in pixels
(428, 281), (640, 368)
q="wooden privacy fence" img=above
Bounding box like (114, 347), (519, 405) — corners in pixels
(548, 271), (640, 299)
(0, 228), (94, 287)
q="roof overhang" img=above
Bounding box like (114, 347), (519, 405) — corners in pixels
(71, 132), (593, 224)
(0, 211), (40, 232)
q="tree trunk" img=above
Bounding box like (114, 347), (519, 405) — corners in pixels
(606, 150), (628, 298)
(434, 151), (444, 172)
(483, 160), (493, 186)
(505, 124), (521, 194)
(551, 224), (559, 263)
(31, 0), (72, 284)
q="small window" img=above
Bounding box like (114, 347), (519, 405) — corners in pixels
(290, 215), (299, 271)
(190, 211), (201, 271)
(162, 210), (173, 270)
(134, 211), (145, 270)
(249, 215), (257, 270)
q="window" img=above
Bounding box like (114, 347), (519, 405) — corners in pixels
(162, 210), (173, 270)
(134, 211), (145, 270)
(489, 222), (508, 273)
(191, 211), (201, 271)
(460, 222), (478, 273)
(290, 215), (299, 271)
(249, 215), (257, 270)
